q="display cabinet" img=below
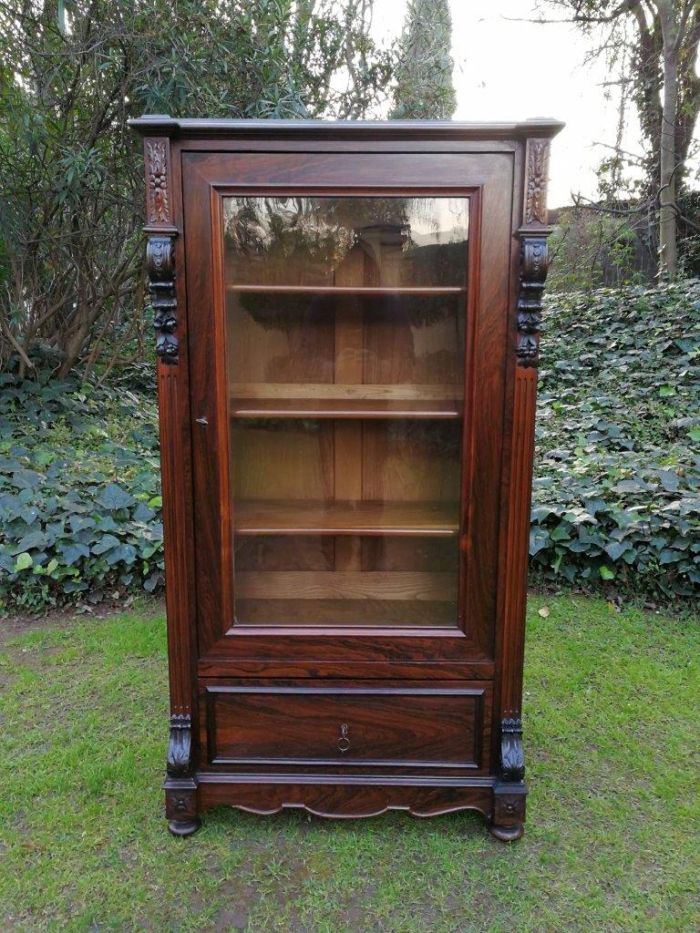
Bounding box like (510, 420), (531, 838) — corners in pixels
(129, 116), (562, 840)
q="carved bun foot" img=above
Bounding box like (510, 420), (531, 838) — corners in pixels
(168, 816), (201, 837)
(489, 820), (524, 842)
(165, 776), (199, 836)
(491, 781), (526, 843)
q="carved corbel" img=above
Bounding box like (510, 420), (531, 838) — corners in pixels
(516, 137), (553, 370)
(493, 716), (526, 841)
(166, 712), (193, 778)
(500, 716), (525, 782)
(516, 235), (548, 368)
(147, 234), (178, 364)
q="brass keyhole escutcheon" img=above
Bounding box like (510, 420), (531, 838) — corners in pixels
(337, 723), (350, 753)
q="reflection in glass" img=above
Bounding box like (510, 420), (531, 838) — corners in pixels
(224, 196), (469, 629)
(223, 196), (469, 287)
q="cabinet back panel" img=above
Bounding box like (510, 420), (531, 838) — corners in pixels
(227, 295), (465, 390)
(228, 294), (336, 384)
(231, 420), (461, 504)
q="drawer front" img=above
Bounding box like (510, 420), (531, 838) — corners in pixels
(201, 683), (491, 771)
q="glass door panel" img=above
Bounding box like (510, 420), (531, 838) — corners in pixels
(224, 195), (469, 629)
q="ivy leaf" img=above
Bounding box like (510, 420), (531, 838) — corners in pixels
(615, 479), (649, 493)
(105, 543), (137, 565)
(656, 470), (680, 492)
(529, 528), (549, 556)
(531, 505), (557, 522)
(91, 534), (121, 555)
(12, 530), (49, 553)
(96, 483), (134, 510)
(144, 571), (163, 593)
(133, 502), (155, 523)
(60, 543), (91, 566)
(14, 552), (33, 571)
(550, 524), (571, 542)
(604, 541), (629, 561)
(599, 565), (616, 580)
(11, 469), (43, 490)
(69, 515), (95, 533)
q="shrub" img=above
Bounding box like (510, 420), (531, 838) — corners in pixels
(0, 281), (698, 612)
(0, 1), (395, 377)
(532, 280), (699, 599)
(0, 368), (163, 612)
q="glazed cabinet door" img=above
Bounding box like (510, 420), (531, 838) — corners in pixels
(182, 147), (516, 676)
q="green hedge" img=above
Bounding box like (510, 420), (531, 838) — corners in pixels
(0, 367), (163, 612)
(0, 281), (698, 612)
(532, 281), (699, 598)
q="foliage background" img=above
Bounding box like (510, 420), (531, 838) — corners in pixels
(1, 281), (697, 613)
(1, 2), (698, 612)
(533, 280), (699, 598)
(0, 0), (394, 377)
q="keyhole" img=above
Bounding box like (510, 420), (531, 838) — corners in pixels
(337, 723), (350, 753)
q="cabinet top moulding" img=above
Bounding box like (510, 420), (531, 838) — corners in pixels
(128, 115), (565, 141)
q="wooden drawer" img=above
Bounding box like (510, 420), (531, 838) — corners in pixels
(201, 682), (491, 771)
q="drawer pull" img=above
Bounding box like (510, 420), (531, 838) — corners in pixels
(337, 723), (351, 753)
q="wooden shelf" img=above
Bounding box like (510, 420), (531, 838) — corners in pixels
(231, 398), (461, 419)
(234, 598), (458, 628)
(234, 500), (460, 537)
(236, 571), (457, 601)
(232, 383), (462, 399)
(228, 284), (465, 296)
(230, 383), (463, 419)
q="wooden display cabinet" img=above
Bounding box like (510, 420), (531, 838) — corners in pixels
(129, 116), (563, 840)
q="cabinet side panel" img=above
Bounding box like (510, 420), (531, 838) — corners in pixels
(142, 135), (197, 772)
(500, 366), (537, 718)
(496, 137), (554, 786)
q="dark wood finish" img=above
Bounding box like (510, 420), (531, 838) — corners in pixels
(197, 775), (495, 822)
(129, 117), (562, 841)
(201, 682), (490, 771)
(139, 131), (199, 835)
(129, 116), (564, 140)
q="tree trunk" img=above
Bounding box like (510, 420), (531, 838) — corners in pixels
(658, 2), (679, 278)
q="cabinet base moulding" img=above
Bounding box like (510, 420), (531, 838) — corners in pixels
(166, 774), (526, 839)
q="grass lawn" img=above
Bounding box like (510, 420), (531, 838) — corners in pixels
(1, 595), (698, 932)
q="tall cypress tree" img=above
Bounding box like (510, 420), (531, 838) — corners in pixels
(390, 0), (457, 120)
